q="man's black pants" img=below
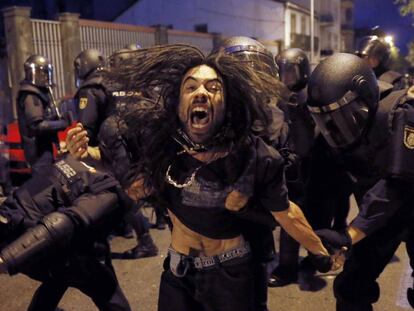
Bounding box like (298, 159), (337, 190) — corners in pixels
(158, 255), (255, 311)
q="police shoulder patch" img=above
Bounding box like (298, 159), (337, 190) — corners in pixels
(403, 125), (414, 149)
(79, 97), (88, 110)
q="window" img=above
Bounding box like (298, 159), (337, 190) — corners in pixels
(301, 15), (306, 34)
(291, 13), (297, 34)
(346, 8), (353, 22)
(194, 24), (208, 33)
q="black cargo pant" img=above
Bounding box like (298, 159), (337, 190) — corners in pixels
(158, 255), (255, 311)
(27, 255), (131, 311)
(334, 205), (413, 311)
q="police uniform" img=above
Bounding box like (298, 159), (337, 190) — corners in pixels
(0, 154), (132, 311)
(318, 89), (414, 310)
(17, 82), (68, 173)
(75, 73), (112, 146)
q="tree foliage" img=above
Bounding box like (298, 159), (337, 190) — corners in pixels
(395, 0), (414, 16)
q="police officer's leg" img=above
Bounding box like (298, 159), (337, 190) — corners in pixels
(334, 226), (402, 311)
(268, 229), (300, 287)
(27, 279), (68, 311)
(153, 205), (167, 230)
(122, 208), (158, 259)
(406, 227), (414, 307)
(75, 259), (131, 311)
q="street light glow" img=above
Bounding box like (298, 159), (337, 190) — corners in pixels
(384, 35), (394, 46)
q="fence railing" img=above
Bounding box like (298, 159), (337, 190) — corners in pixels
(79, 19), (156, 57)
(23, 16), (216, 103)
(31, 19), (66, 99)
(167, 29), (214, 55)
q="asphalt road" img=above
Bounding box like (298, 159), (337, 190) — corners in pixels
(0, 208), (412, 311)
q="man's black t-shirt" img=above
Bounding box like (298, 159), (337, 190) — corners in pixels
(164, 135), (289, 239)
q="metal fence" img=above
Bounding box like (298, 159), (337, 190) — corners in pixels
(31, 19), (66, 99)
(29, 18), (215, 101)
(167, 30), (214, 55)
(79, 20), (156, 57)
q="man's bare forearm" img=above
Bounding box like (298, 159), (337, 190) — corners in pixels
(272, 201), (329, 256)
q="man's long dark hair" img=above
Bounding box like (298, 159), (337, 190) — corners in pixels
(105, 44), (288, 192)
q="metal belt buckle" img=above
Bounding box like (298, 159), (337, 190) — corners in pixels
(169, 249), (190, 278)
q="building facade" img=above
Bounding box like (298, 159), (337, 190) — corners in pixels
(283, 0), (320, 63)
(116, 0), (286, 55)
(318, 0), (341, 56)
(340, 0), (355, 53)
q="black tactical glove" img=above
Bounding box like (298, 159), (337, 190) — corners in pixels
(316, 229), (353, 257)
(308, 253), (332, 273)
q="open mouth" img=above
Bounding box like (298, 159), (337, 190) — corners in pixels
(190, 106), (211, 129)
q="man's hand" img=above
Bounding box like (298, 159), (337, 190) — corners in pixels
(225, 190), (249, 212)
(316, 229), (352, 257)
(66, 123), (89, 160)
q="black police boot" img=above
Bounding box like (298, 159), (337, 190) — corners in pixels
(122, 233), (158, 259)
(151, 213), (167, 230)
(267, 265), (298, 287)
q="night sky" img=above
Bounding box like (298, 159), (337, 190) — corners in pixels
(354, 0), (414, 55)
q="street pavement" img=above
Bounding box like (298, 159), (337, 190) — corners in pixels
(0, 206), (412, 311)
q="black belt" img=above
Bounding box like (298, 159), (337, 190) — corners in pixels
(168, 243), (251, 277)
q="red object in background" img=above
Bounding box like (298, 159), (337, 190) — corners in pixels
(4, 122), (30, 174)
(2, 121), (75, 176)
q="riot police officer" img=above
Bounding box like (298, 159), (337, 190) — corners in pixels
(213, 36), (288, 311)
(355, 35), (403, 90)
(305, 53), (414, 311)
(215, 36), (289, 147)
(68, 47), (159, 259)
(0, 153), (132, 311)
(268, 48), (316, 287)
(17, 55), (71, 175)
(74, 49), (108, 146)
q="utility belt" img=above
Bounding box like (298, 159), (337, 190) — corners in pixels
(168, 243), (251, 277)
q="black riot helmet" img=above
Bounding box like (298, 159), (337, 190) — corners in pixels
(74, 49), (105, 87)
(355, 35), (391, 73)
(108, 45), (141, 68)
(124, 43), (142, 50)
(307, 53), (379, 150)
(23, 55), (54, 88)
(275, 48), (310, 92)
(213, 36), (278, 77)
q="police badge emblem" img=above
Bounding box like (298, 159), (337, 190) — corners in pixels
(403, 125), (414, 149)
(79, 97), (88, 110)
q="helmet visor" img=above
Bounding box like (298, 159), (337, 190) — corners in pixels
(308, 91), (370, 149)
(229, 50), (278, 77)
(278, 62), (302, 91)
(31, 63), (53, 87)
